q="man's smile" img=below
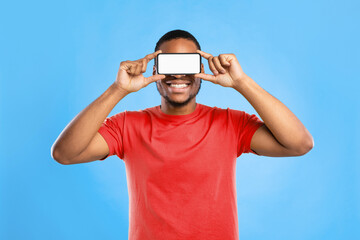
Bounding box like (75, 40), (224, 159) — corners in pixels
(164, 80), (192, 93)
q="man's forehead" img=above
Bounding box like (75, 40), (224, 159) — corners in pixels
(159, 39), (198, 53)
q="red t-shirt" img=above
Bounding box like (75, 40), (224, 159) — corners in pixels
(98, 103), (264, 240)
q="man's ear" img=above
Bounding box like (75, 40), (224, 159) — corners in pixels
(153, 65), (157, 75)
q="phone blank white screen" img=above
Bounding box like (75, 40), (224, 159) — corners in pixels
(157, 53), (200, 74)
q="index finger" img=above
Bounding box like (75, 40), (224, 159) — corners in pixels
(144, 50), (162, 62)
(196, 49), (213, 59)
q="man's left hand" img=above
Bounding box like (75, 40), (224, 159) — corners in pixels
(195, 50), (248, 88)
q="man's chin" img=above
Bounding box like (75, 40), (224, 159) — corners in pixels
(164, 96), (193, 108)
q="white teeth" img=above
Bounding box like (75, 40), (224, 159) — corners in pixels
(170, 84), (188, 88)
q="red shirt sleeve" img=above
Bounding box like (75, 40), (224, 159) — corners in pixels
(97, 112), (125, 160)
(228, 108), (265, 156)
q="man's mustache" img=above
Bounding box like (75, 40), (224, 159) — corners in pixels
(163, 75), (195, 80)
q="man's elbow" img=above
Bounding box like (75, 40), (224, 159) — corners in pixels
(296, 136), (314, 156)
(51, 146), (71, 165)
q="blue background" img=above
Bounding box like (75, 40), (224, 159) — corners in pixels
(1, 0), (359, 239)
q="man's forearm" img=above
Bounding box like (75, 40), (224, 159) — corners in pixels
(51, 83), (128, 161)
(234, 75), (314, 151)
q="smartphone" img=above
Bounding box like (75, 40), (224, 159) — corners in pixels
(156, 53), (201, 75)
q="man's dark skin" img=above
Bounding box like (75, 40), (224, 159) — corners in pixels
(51, 38), (314, 164)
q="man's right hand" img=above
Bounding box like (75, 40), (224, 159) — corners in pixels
(114, 50), (166, 94)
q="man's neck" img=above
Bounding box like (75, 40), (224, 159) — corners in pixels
(160, 99), (197, 115)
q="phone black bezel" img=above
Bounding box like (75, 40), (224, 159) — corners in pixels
(156, 53), (201, 75)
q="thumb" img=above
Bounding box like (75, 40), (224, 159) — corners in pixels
(194, 73), (217, 84)
(145, 74), (166, 85)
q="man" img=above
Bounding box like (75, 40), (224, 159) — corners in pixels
(51, 29), (314, 240)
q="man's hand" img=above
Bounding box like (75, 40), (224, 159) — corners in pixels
(114, 50), (166, 94)
(194, 50), (248, 89)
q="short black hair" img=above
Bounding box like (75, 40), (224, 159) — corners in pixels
(154, 29), (201, 65)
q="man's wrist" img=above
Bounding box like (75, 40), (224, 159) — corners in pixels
(109, 83), (130, 98)
(233, 74), (251, 92)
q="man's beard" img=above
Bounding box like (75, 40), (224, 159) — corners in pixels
(156, 79), (202, 108)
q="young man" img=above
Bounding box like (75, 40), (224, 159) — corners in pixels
(51, 30), (314, 240)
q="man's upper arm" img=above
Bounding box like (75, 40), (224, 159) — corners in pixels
(67, 132), (110, 164)
(250, 125), (304, 157)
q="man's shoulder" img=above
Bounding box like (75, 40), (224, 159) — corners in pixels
(122, 106), (157, 117)
(202, 104), (234, 114)
(203, 105), (253, 121)
(107, 107), (154, 120)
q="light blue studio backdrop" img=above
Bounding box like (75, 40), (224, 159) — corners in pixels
(1, 0), (359, 239)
